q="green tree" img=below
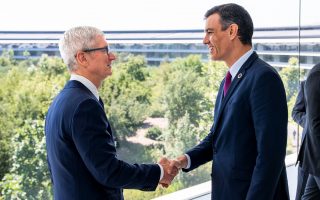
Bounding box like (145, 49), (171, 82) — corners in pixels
(159, 56), (211, 127)
(0, 57), (67, 195)
(1, 120), (52, 200)
(37, 54), (67, 77)
(0, 49), (15, 68)
(163, 69), (202, 126)
(22, 50), (31, 58)
(162, 113), (199, 157)
(0, 67), (27, 182)
(278, 57), (308, 127)
(279, 57), (305, 101)
(100, 55), (151, 139)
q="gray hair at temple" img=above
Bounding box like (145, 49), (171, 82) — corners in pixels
(59, 26), (105, 71)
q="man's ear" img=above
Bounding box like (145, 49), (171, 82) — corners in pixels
(75, 51), (88, 67)
(229, 24), (239, 40)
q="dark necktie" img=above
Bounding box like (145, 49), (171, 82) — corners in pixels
(99, 97), (104, 108)
(98, 97), (114, 140)
(223, 71), (232, 97)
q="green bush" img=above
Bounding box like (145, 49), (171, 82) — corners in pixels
(146, 127), (162, 140)
(0, 120), (52, 200)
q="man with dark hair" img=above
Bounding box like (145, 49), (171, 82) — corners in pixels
(174, 3), (289, 199)
(204, 3), (253, 46)
(299, 63), (320, 199)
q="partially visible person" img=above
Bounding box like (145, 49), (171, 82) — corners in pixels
(173, 3), (289, 200)
(299, 63), (320, 200)
(45, 26), (178, 200)
(292, 81), (307, 128)
(292, 80), (309, 200)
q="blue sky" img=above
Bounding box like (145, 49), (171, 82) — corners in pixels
(1, 0), (318, 31)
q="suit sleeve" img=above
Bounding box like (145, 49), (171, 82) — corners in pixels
(292, 81), (306, 127)
(183, 132), (214, 172)
(305, 70), (320, 137)
(246, 70), (288, 199)
(72, 99), (160, 190)
(182, 82), (225, 172)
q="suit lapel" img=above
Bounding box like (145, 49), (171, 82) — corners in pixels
(214, 81), (224, 123)
(211, 52), (259, 135)
(65, 80), (113, 137)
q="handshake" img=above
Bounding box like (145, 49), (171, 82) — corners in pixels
(157, 155), (188, 188)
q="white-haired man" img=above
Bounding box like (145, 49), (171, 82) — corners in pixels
(45, 26), (178, 200)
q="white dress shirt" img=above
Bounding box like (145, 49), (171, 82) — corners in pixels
(70, 74), (99, 100)
(229, 48), (254, 81)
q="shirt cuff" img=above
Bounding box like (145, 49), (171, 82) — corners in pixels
(157, 164), (164, 182)
(184, 154), (191, 169)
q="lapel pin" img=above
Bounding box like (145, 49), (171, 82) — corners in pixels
(237, 73), (243, 79)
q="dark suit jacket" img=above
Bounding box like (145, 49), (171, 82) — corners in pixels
(183, 52), (289, 200)
(45, 80), (160, 200)
(298, 63), (320, 177)
(292, 81), (306, 129)
(292, 81), (309, 200)
(294, 80), (309, 163)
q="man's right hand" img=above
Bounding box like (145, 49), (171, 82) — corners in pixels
(158, 157), (181, 187)
(176, 155), (188, 169)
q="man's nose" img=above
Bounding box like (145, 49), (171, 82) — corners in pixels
(108, 52), (116, 60)
(203, 34), (209, 44)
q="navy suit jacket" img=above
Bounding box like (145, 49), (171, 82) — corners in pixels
(45, 80), (160, 200)
(293, 81), (309, 165)
(298, 63), (320, 176)
(292, 81), (306, 129)
(293, 80), (310, 167)
(292, 81), (309, 199)
(183, 52), (289, 200)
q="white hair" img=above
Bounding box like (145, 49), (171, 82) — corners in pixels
(59, 26), (105, 71)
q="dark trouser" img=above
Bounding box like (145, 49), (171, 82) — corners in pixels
(302, 174), (320, 200)
(296, 166), (309, 200)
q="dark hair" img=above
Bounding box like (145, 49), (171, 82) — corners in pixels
(205, 3), (253, 46)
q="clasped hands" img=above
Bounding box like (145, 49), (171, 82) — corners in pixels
(158, 155), (187, 188)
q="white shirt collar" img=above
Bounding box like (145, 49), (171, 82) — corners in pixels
(70, 74), (99, 100)
(229, 48), (254, 81)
